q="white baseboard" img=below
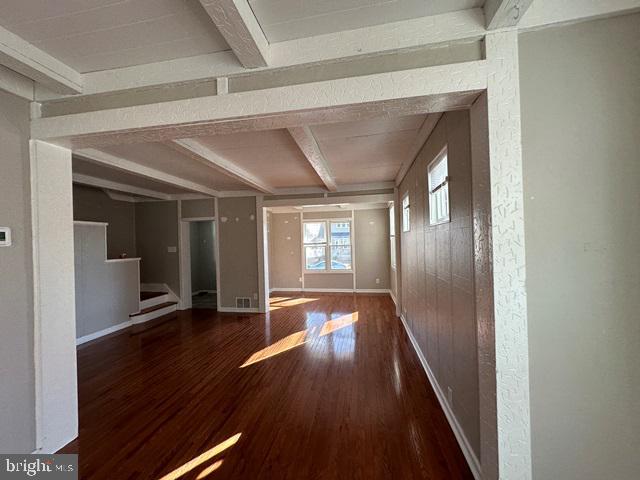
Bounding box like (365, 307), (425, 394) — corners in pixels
(217, 307), (260, 313)
(131, 304), (177, 324)
(270, 287), (391, 294)
(399, 314), (482, 480)
(76, 320), (132, 345)
(390, 290), (397, 306)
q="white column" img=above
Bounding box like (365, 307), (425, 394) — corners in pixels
(30, 140), (78, 453)
(485, 31), (532, 480)
(256, 195), (269, 313)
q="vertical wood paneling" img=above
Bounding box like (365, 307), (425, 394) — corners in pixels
(398, 111), (482, 460)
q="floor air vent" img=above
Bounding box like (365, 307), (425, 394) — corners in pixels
(235, 297), (251, 309)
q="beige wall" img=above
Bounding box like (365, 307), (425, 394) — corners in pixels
(269, 212), (302, 289)
(181, 198), (215, 219)
(269, 209), (390, 291)
(0, 90), (35, 452)
(399, 110), (480, 457)
(218, 197), (259, 308)
(73, 184), (136, 258)
(74, 223), (139, 338)
(135, 201), (180, 295)
(520, 14), (640, 480)
(354, 209), (390, 289)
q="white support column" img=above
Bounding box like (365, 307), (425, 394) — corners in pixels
(30, 140), (78, 453)
(199, 0), (269, 68)
(485, 31), (532, 480)
(256, 195), (269, 313)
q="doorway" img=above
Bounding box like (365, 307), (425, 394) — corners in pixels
(190, 221), (217, 309)
(179, 216), (219, 310)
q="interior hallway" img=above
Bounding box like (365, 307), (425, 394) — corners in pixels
(63, 294), (472, 479)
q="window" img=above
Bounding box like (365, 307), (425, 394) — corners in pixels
(389, 205), (396, 269)
(428, 147), (450, 225)
(303, 220), (352, 271)
(402, 194), (410, 232)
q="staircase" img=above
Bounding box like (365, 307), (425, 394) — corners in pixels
(130, 291), (177, 324)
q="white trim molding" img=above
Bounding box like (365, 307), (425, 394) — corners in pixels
(399, 314), (481, 479)
(0, 24), (82, 94)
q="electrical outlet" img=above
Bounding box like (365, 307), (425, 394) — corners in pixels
(375, 278), (380, 284)
(253, 293), (258, 300)
(447, 386), (453, 404)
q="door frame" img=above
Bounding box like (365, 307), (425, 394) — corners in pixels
(178, 214), (219, 310)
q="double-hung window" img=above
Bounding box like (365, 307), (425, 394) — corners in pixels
(303, 220), (352, 271)
(428, 147), (450, 225)
(389, 205), (396, 269)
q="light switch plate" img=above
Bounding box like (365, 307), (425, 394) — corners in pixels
(167, 246), (177, 253)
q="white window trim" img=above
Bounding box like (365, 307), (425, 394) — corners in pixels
(402, 193), (410, 232)
(302, 218), (354, 273)
(389, 204), (397, 270)
(428, 146), (451, 226)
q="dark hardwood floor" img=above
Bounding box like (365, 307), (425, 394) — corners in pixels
(63, 293), (472, 479)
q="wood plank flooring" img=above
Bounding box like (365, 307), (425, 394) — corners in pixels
(63, 293), (473, 479)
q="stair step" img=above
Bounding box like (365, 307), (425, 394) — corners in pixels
(140, 291), (167, 301)
(130, 301), (177, 317)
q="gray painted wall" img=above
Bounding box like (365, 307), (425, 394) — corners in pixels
(399, 110), (480, 457)
(0, 90), (35, 453)
(181, 198), (215, 219)
(74, 223), (139, 338)
(354, 209), (390, 290)
(135, 201), (180, 295)
(269, 209), (390, 291)
(520, 14), (640, 480)
(190, 221), (216, 292)
(218, 197), (258, 308)
(269, 212), (303, 289)
(73, 184), (136, 258)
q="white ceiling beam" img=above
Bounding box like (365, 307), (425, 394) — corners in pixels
(0, 64), (33, 100)
(169, 138), (275, 194)
(263, 193), (394, 208)
(0, 25), (82, 94)
(72, 173), (171, 200)
(199, 0), (269, 68)
(484, 0), (535, 29)
(32, 61), (487, 147)
(395, 113), (443, 186)
(287, 127), (338, 192)
(272, 182), (395, 196)
(74, 149), (220, 197)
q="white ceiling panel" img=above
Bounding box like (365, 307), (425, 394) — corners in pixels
(0, 0), (229, 72)
(195, 130), (324, 188)
(99, 142), (249, 191)
(248, 0), (484, 42)
(311, 114), (427, 184)
(72, 157), (191, 195)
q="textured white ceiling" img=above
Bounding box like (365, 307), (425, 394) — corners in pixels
(72, 156), (191, 195)
(194, 129), (324, 188)
(98, 142), (248, 191)
(72, 114), (429, 194)
(311, 114), (427, 184)
(248, 0), (484, 42)
(0, 0), (229, 73)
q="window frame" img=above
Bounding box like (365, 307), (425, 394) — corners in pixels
(389, 204), (397, 270)
(302, 219), (353, 273)
(427, 146), (451, 226)
(402, 193), (410, 232)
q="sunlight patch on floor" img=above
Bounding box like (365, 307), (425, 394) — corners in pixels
(157, 433), (240, 480)
(240, 329), (312, 368)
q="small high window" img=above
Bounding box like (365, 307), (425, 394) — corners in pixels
(428, 147), (450, 225)
(402, 194), (410, 232)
